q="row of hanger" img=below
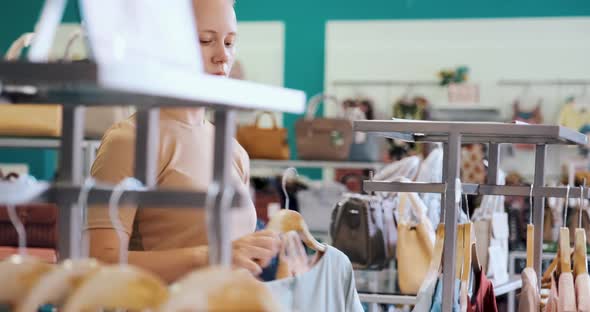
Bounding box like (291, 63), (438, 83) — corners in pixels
(0, 168), (325, 311)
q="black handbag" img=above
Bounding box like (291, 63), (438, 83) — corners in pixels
(330, 195), (394, 269)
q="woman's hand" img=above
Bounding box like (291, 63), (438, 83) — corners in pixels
(232, 229), (281, 275)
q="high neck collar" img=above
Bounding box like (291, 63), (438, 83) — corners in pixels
(160, 108), (206, 127)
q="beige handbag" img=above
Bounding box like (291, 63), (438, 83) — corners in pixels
(295, 94), (353, 161)
(236, 112), (289, 160)
(1, 33), (62, 137)
(1, 28), (132, 139)
(396, 192), (435, 295)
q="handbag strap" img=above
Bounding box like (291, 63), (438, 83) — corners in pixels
(305, 93), (339, 120)
(4, 33), (34, 61)
(254, 111), (279, 129)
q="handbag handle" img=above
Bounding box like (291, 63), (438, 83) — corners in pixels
(305, 93), (339, 120)
(4, 33), (35, 61)
(254, 111), (279, 129)
(398, 191), (428, 224)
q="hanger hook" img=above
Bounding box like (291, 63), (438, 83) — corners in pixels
(108, 178), (145, 264)
(282, 167), (298, 210)
(6, 204), (26, 256)
(77, 177), (96, 259)
(529, 184), (534, 225)
(564, 184), (571, 227)
(464, 193), (470, 222)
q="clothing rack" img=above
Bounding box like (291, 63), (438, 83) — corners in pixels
(0, 59), (304, 266)
(353, 119), (588, 311)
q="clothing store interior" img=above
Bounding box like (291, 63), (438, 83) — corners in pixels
(1, 1), (590, 312)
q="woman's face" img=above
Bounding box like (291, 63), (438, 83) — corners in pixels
(193, 0), (237, 77)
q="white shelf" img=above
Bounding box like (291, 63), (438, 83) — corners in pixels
(0, 137), (101, 149)
(250, 159), (384, 170)
(494, 278), (523, 296)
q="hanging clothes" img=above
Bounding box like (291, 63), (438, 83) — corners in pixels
(558, 272), (577, 312)
(558, 99), (590, 134)
(265, 245), (363, 312)
(576, 273), (590, 312)
(430, 277), (461, 312)
(518, 267), (540, 312)
(467, 268), (498, 312)
(412, 273), (439, 312)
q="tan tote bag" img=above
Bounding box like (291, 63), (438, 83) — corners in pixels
(295, 93), (353, 161)
(237, 111), (289, 160)
(396, 192), (435, 295)
(1, 33), (62, 137)
(1, 28), (132, 139)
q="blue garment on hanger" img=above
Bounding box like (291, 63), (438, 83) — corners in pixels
(430, 277), (460, 312)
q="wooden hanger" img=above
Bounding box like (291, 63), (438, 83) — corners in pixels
(16, 259), (101, 312)
(455, 224), (465, 279)
(62, 265), (168, 312)
(267, 168), (326, 252)
(574, 185), (588, 276)
(160, 267), (283, 312)
(559, 185), (572, 274)
(526, 184), (535, 268)
(461, 222), (473, 283)
(0, 255), (53, 307)
(429, 224), (445, 275)
(62, 178), (168, 312)
(267, 209), (326, 252)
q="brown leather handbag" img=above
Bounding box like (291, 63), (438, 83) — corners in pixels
(295, 94), (353, 161)
(237, 112), (289, 160)
(330, 194), (392, 269)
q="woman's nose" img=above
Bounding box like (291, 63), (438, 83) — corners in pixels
(212, 43), (229, 64)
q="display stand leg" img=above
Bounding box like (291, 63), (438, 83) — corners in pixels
(56, 105), (85, 260)
(488, 143), (500, 185)
(209, 110), (236, 266)
(134, 108), (160, 188)
(533, 144), (547, 285)
(441, 132), (462, 311)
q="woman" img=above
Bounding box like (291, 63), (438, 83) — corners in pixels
(86, 0), (280, 283)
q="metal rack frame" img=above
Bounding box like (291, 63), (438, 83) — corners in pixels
(0, 60), (305, 265)
(353, 119), (588, 311)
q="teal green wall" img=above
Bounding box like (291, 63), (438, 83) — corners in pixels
(234, 0), (590, 160)
(1, 1), (589, 179)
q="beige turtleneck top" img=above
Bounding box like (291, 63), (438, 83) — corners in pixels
(87, 108), (256, 251)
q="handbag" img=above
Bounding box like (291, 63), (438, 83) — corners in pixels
(1, 28), (132, 139)
(237, 112), (289, 160)
(1, 33), (62, 138)
(295, 94), (353, 161)
(342, 98), (382, 162)
(396, 192), (435, 295)
(330, 194), (391, 269)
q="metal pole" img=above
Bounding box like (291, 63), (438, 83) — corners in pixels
(533, 144), (547, 285)
(56, 105), (85, 260)
(208, 109), (236, 266)
(134, 108), (160, 188)
(441, 143), (449, 224)
(441, 132), (461, 311)
(488, 143), (500, 185)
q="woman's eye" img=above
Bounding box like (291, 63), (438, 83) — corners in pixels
(200, 39), (213, 45)
(225, 41), (235, 48)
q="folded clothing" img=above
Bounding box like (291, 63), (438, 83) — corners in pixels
(0, 204), (57, 248)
